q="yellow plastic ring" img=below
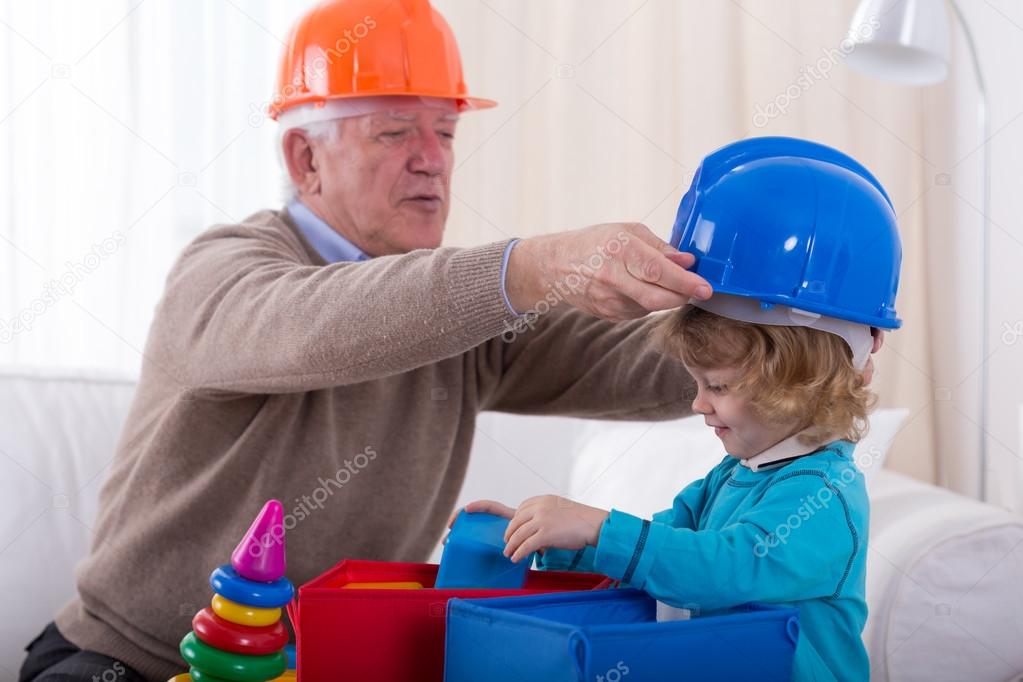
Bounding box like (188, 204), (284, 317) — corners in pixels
(210, 593), (281, 627)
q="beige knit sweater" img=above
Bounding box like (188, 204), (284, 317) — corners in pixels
(54, 208), (696, 680)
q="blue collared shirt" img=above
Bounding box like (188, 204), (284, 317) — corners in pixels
(287, 200), (371, 264)
(287, 199), (520, 315)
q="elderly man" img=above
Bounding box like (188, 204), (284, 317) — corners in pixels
(20, 1), (881, 680)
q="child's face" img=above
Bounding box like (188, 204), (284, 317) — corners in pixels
(684, 364), (800, 458)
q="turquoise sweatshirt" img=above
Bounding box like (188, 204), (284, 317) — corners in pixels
(538, 440), (869, 681)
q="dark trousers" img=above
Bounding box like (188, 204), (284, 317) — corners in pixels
(19, 622), (146, 682)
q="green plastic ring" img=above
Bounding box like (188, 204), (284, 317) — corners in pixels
(188, 668), (233, 682)
(179, 632), (287, 682)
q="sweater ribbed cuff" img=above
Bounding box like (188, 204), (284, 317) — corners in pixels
(594, 509), (668, 588)
(499, 238), (522, 316)
(535, 546), (582, 570)
(445, 239), (524, 339)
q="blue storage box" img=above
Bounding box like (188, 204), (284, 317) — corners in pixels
(436, 511), (535, 589)
(444, 588), (799, 681)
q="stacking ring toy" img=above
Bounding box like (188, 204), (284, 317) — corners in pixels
(187, 669), (231, 682)
(210, 564), (294, 608)
(210, 594), (281, 628)
(180, 632), (287, 681)
(188, 670), (294, 682)
(192, 607), (288, 655)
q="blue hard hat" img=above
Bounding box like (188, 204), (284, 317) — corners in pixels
(669, 137), (902, 329)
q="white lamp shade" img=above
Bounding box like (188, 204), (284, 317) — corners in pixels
(845, 0), (950, 85)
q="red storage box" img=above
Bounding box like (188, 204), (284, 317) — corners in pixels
(289, 559), (610, 682)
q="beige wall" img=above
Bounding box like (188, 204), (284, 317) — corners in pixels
(2, 0), (1018, 507)
(438, 0), (946, 489)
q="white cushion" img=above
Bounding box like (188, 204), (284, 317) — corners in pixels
(866, 470), (1023, 681)
(567, 408), (908, 518)
(0, 367), (136, 673)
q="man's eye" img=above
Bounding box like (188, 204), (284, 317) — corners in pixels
(380, 130), (407, 139)
(438, 131), (455, 140)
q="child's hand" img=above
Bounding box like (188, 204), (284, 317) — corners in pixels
(502, 495), (610, 563)
(445, 499), (516, 530)
(443, 500), (516, 544)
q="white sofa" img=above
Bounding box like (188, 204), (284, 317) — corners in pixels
(2, 368), (1021, 681)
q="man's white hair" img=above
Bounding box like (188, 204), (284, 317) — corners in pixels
(277, 119), (343, 204)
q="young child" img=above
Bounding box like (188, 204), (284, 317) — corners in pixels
(462, 302), (877, 680)
(459, 137), (903, 681)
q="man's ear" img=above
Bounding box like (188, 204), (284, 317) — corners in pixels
(283, 129), (320, 196)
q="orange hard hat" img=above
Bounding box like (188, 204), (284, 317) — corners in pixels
(269, 0), (496, 120)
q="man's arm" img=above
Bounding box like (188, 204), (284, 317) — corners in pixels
(155, 218), (521, 394)
(505, 223), (711, 322)
(473, 223), (708, 419)
(157, 216), (710, 396)
(476, 305), (696, 421)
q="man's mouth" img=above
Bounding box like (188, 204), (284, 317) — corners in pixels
(402, 194), (443, 210)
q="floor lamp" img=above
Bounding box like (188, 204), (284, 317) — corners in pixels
(844, 0), (991, 500)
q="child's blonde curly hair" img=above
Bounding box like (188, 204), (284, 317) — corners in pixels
(651, 304), (876, 447)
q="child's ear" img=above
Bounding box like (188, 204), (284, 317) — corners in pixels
(860, 356), (875, 387)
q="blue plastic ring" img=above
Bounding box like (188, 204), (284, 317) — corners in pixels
(209, 564), (294, 608)
(285, 642), (296, 670)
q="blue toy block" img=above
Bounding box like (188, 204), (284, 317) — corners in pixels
(435, 511), (535, 589)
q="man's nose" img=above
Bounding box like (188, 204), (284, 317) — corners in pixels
(407, 129), (447, 176)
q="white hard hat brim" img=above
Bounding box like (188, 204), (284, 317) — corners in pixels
(276, 96), (459, 131)
(689, 292), (874, 370)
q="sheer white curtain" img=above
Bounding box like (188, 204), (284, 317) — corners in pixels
(4, 0), (1020, 508)
(0, 0), (316, 371)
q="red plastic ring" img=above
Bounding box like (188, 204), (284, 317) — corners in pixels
(192, 607), (288, 655)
